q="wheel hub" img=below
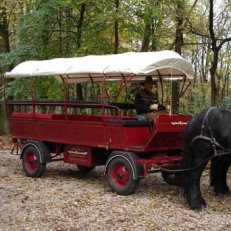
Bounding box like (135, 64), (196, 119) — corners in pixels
(117, 172), (123, 179)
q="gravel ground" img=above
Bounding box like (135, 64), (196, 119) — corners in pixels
(0, 141), (231, 230)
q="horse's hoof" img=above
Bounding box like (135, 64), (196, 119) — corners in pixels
(216, 193), (224, 198)
(189, 199), (205, 211)
(190, 204), (202, 211)
(215, 189), (229, 197)
(224, 188), (229, 194)
(200, 197), (206, 206)
(214, 186), (229, 196)
(224, 185), (229, 192)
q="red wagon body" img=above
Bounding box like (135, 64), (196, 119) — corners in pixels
(4, 51), (194, 194)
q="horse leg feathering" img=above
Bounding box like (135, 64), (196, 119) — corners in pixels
(182, 139), (210, 210)
(210, 155), (231, 197)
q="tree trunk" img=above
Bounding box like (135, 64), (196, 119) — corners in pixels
(76, 3), (86, 102)
(208, 0), (231, 106)
(0, 0), (10, 135)
(114, 0), (119, 54)
(76, 3), (85, 49)
(172, 0), (185, 111)
(210, 49), (219, 106)
(209, 0), (218, 106)
(141, 24), (151, 52)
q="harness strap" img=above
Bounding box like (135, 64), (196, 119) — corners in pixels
(190, 107), (231, 155)
(200, 107), (216, 136)
(190, 107), (215, 147)
(159, 149), (231, 172)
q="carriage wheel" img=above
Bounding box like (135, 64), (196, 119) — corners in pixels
(107, 157), (139, 195)
(161, 171), (182, 186)
(77, 165), (95, 172)
(22, 145), (46, 177)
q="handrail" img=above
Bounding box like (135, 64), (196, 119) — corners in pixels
(6, 100), (136, 118)
(5, 100), (135, 108)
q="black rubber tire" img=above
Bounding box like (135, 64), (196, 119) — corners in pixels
(107, 157), (139, 195)
(77, 165), (95, 172)
(22, 145), (46, 177)
(161, 171), (182, 186)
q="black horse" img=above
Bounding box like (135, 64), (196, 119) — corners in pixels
(182, 107), (231, 210)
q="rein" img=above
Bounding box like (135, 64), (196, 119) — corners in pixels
(159, 150), (231, 173)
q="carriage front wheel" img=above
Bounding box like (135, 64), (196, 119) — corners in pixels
(107, 157), (139, 195)
(22, 145), (46, 177)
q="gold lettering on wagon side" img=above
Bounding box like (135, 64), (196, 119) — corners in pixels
(65, 146), (91, 163)
(68, 150), (87, 155)
(171, 121), (187, 125)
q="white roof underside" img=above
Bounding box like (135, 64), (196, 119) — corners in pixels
(4, 50), (194, 83)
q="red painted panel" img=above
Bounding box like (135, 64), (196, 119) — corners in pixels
(37, 121), (70, 141)
(70, 123), (106, 146)
(123, 127), (151, 146)
(107, 126), (124, 146)
(9, 119), (38, 138)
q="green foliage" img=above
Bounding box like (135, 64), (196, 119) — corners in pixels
(2, 45), (43, 69)
(6, 77), (63, 101)
(6, 78), (32, 100)
(223, 97), (231, 109)
(34, 77), (63, 100)
(2, 0), (231, 115)
(18, 0), (76, 59)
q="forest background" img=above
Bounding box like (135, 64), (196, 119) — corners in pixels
(0, 0), (231, 135)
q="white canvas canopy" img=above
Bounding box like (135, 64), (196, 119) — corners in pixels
(4, 50), (194, 83)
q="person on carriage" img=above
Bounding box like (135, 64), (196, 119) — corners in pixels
(135, 76), (168, 121)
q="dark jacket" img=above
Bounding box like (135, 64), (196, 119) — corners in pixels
(135, 89), (159, 115)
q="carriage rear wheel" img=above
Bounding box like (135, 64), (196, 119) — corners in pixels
(161, 171), (182, 186)
(22, 145), (46, 177)
(107, 157), (139, 195)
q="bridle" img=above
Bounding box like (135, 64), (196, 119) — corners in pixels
(190, 107), (231, 155)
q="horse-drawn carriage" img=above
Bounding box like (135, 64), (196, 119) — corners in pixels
(4, 50), (194, 196)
